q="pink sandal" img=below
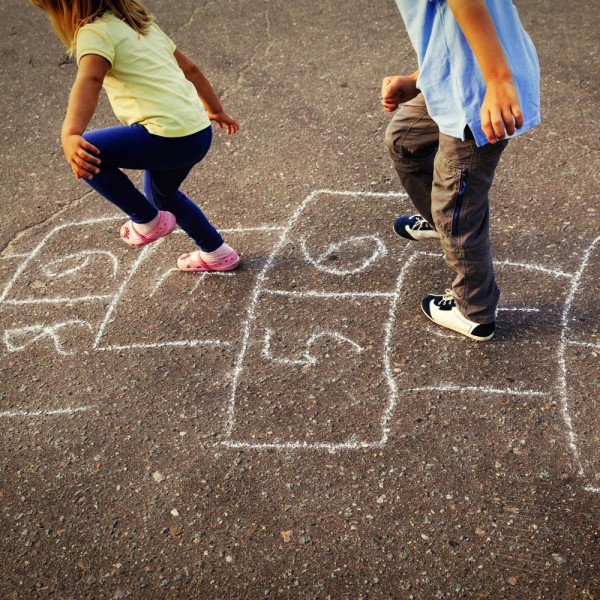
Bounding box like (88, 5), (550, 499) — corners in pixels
(120, 211), (176, 247)
(177, 249), (241, 272)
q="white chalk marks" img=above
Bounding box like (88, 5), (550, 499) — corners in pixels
(262, 328), (364, 367)
(300, 234), (388, 275)
(4, 320), (94, 355)
(0, 192), (598, 494)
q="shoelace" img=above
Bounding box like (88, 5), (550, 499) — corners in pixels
(412, 217), (432, 230)
(440, 289), (455, 306)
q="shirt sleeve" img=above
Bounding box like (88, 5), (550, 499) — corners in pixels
(150, 22), (176, 53)
(76, 25), (115, 66)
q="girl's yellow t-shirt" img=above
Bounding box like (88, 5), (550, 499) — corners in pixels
(76, 13), (211, 137)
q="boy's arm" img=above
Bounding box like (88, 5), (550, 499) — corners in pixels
(174, 49), (239, 135)
(447, 0), (523, 143)
(61, 53), (109, 180)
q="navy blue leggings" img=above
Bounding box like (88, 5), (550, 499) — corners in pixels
(82, 124), (223, 252)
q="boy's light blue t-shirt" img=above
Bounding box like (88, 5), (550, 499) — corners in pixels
(394, 0), (540, 146)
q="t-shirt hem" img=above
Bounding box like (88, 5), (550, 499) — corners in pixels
(142, 120), (212, 138)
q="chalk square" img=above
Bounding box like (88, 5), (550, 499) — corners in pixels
(97, 229), (281, 348)
(227, 293), (394, 447)
(0, 218), (132, 305)
(261, 191), (409, 295)
(389, 252), (569, 396)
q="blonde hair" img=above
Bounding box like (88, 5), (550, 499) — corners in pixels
(29, 0), (153, 53)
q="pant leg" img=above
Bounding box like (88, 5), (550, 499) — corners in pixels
(83, 124), (223, 250)
(143, 169), (223, 252)
(432, 132), (508, 323)
(82, 125), (158, 223)
(384, 94), (440, 224)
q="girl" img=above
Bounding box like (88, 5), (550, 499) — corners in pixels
(30, 0), (241, 272)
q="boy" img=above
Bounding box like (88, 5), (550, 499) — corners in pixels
(383, 0), (540, 341)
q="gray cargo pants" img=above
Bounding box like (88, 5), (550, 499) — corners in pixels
(385, 94), (508, 324)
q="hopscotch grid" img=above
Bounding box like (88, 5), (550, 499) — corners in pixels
(1, 198), (598, 494)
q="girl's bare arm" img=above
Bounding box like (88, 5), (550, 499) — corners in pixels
(174, 49), (239, 135)
(61, 54), (110, 179)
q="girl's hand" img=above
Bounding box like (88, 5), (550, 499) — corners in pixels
(381, 74), (420, 112)
(208, 110), (240, 135)
(480, 79), (523, 143)
(61, 134), (101, 180)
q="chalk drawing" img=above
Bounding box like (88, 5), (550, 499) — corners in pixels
(262, 328), (364, 366)
(42, 251), (119, 279)
(4, 320), (94, 355)
(150, 266), (234, 297)
(0, 192), (597, 495)
(300, 235), (388, 275)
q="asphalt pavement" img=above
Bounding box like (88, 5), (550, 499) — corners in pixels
(1, 0), (598, 597)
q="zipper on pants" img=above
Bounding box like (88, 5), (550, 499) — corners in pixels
(451, 169), (468, 237)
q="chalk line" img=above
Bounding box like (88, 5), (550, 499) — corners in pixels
(494, 260), (573, 279)
(2, 294), (114, 306)
(0, 406), (93, 418)
(96, 339), (229, 351)
(262, 289), (394, 299)
(220, 439), (382, 450)
(556, 235), (600, 479)
(566, 340), (600, 350)
(409, 385), (547, 397)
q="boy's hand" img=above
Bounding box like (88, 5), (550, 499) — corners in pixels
(61, 134), (101, 180)
(480, 79), (524, 143)
(208, 111), (240, 135)
(381, 74), (420, 112)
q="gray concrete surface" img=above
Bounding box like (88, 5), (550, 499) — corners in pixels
(1, 0), (598, 597)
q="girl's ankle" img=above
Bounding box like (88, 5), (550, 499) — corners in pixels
(134, 213), (160, 235)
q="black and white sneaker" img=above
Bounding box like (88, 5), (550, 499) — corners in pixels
(394, 215), (440, 241)
(421, 290), (495, 341)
